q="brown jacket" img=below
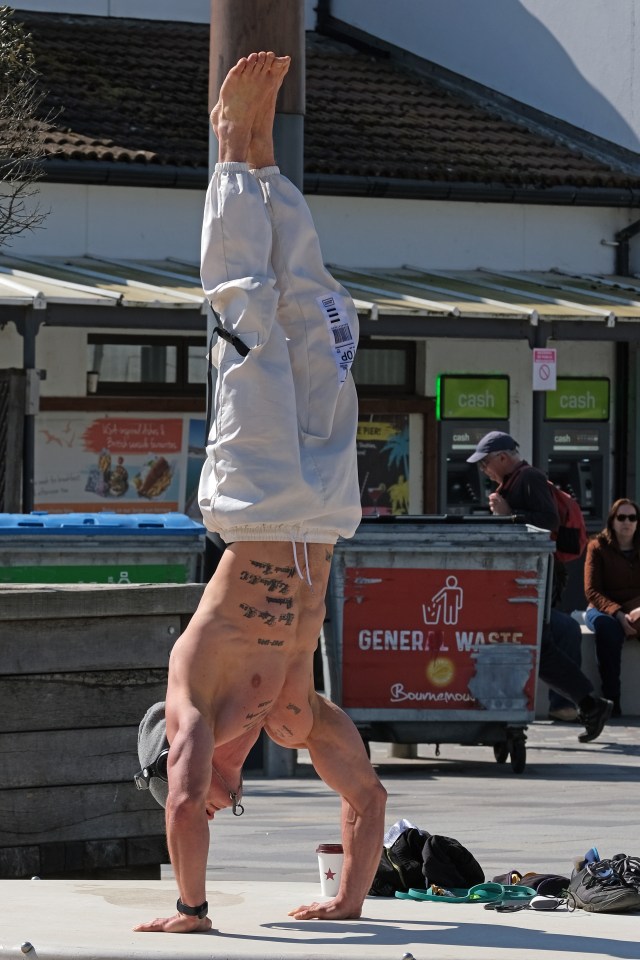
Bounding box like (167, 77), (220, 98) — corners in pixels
(584, 535), (640, 616)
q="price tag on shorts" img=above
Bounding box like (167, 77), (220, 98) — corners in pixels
(317, 293), (356, 383)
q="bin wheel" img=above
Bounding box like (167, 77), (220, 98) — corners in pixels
(493, 742), (509, 764)
(510, 738), (526, 774)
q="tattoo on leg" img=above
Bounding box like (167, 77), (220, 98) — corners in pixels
(251, 673), (261, 688)
(258, 699), (273, 708)
(325, 550), (333, 563)
(277, 612), (295, 626)
(286, 702), (301, 715)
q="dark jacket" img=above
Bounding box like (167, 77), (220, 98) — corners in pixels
(497, 460), (559, 532)
(584, 535), (640, 616)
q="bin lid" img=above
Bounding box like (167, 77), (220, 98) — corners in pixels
(340, 515), (555, 551)
(0, 512), (206, 536)
(360, 514), (530, 526)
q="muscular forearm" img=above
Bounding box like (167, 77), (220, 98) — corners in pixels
(290, 695), (387, 920)
(338, 793), (386, 911)
(165, 800), (210, 907)
(133, 798), (212, 933)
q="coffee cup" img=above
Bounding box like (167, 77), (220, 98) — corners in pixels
(316, 843), (343, 897)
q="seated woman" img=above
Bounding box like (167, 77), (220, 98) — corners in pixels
(584, 497), (640, 716)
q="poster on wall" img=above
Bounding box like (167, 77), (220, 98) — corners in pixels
(35, 414), (187, 513)
(357, 414), (409, 516)
(341, 566), (539, 712)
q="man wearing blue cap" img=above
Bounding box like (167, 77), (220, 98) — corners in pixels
(466, 431), (559, 530)
(467, 431), (612, 743)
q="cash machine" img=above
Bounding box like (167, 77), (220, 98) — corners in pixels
(437, 374), (510, 515)
(540, 377), (610, 530)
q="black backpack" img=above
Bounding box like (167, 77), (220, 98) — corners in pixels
(369, 827), (484, 897)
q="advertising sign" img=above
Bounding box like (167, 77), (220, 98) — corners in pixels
(342, 566), (539, 711)
(357, 414), (409, 516)
(35, 413), (185, 513)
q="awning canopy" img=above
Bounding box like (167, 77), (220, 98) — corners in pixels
(328, 266), (640, 342)
(3, 255), (640, 341)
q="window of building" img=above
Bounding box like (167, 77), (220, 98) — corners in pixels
(352, 340), (416, 395)
(87, 335), (207, 395)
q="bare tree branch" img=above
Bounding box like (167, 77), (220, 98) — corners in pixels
(0, 5), (51, 246)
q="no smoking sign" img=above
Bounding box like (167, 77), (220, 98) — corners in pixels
(532, 347), (557, 391)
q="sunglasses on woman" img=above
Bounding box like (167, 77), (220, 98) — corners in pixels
(615, 513), (638, 522)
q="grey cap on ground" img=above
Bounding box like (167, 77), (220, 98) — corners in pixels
(137, 700), (169, 808)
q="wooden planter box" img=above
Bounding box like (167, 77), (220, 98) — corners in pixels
(0, 583), (205, 878)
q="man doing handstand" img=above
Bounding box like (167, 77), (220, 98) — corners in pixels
(134, 52), (387, 934)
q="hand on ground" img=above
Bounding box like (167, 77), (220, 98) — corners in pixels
(288, 899), (362, 921)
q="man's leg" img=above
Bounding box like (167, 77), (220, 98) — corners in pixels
(199, 53), (324, 541)
(248, 100), (361, 541)
(539, 623), (592, 706)
(539, 621), (613, 742)
(548, 610), (582, 719)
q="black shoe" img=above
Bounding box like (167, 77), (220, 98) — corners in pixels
(568, 862), (640, 913)
(578, 697), (613, 743)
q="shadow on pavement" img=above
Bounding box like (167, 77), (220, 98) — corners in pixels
(209, 915), (640, 958)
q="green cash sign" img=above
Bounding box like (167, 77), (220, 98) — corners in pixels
(436, 375), (510, 420)
(545, 378), (610, 421)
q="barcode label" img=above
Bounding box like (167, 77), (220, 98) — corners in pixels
(332, 323), (353, 345)
(316, 292), (356, 384)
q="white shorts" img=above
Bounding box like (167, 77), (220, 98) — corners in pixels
(198, 162), (361, 545)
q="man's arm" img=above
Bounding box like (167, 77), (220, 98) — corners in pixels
(287, 695), (387, 921)
(134, 701), (213, 933)
(508, 468), (559, 530)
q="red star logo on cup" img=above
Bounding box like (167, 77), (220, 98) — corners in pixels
(324, 868), (336, 880)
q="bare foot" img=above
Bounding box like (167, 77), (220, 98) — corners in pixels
(211, 52), (290, 164)
(287, 898), (363, 921)
(133, 912), (213, 934)
(248, 54), (291, 169)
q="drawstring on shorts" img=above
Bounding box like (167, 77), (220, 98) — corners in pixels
(291, 538), (313, 589)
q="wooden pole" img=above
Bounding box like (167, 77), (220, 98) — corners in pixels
(209, 0), (304, 186)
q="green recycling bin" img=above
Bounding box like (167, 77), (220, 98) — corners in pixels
(0, 511), (206, 584)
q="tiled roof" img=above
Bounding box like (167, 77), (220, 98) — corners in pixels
(14, 10), (640, 194)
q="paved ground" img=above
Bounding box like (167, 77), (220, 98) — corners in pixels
(194, 717), (640, 886)
(2, 718), (639, 960)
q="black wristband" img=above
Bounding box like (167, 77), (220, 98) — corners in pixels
(176, 898), (208, 919)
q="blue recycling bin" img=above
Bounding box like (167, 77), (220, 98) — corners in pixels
(0, 511), (206, 584)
